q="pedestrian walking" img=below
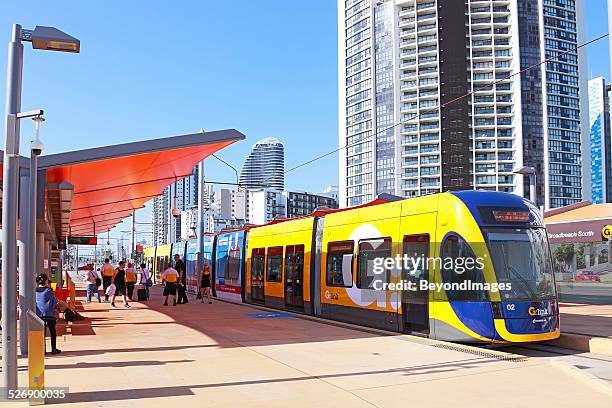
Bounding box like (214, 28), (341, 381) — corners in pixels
(125, 262), (137, 300)
(111, 260), (130, 309)
(200, 262), (212, 304)
(100, 258), (115, 302)
(35, 273), (61, 355)
(162, 263), (179, 306)
(85, 266), (101, 303)
(174, 254), (188, 304)
(139, 263), (152, 299)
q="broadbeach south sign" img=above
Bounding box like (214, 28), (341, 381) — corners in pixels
(546, 220), (612, 243)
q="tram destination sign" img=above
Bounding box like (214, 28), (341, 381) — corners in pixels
(67, 236), (98, 245)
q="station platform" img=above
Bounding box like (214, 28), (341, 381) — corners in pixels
(8, 285), (611, 407)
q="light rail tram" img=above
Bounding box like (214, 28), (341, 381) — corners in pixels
(145, 191), (560, 343)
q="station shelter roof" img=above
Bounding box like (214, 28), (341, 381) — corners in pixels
(1, 129), (245, 242)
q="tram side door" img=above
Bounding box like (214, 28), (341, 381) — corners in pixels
(251, 248), (265, 303)
(284, 245), (305, 310)
(400, 213), (435, 334)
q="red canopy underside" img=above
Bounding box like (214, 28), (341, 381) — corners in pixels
(46, 140), (234, 236)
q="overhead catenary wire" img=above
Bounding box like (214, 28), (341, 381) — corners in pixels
(283, 32), (610, 175)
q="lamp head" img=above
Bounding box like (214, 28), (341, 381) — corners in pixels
(29, 26), (80, 53)
(512, 166), (536, 176)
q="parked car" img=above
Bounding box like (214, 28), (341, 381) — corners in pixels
(575, 270), (601, 282)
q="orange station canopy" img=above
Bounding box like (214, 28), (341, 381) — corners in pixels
(34, 129), (245, 238)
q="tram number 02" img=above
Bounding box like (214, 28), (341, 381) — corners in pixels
(506, 304), (516, 311)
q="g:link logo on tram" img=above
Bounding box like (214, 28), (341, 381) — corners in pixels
(528, 306), (547, 317)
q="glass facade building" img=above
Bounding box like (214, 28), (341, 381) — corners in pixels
(239, 138), (285, 191)
(338, 0), (588, 209)
(588, 77), (612, 203)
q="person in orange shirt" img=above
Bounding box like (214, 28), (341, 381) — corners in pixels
(125, 262), (138, 300)
(100, 258), (115, 302)
(161, 263), (179, 306)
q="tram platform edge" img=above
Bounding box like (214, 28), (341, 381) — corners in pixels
(549, 358), (612, 396)
(546, 333), (612, 357)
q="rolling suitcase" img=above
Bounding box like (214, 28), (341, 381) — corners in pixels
(136, 284), (147, 301)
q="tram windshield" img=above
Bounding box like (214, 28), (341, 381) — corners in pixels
(486, 228), (556, 301)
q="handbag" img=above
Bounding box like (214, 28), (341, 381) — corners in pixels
(64, 308), (77, 322)
(95, 278), (102, 287)
(146, 278), (153, 287)
(105, 283), (116, 296)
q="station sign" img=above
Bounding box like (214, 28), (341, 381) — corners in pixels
(67, 236), (98, 245)
(546, 219), (612, 243)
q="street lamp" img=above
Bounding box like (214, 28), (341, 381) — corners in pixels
(513, 166), (537, 205)
(2, 23), (79, 395)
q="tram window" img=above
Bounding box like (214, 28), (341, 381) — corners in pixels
(440, 235), (488, 301)
(251, 248), (265, 287)
(227, 246), (241, 281)
(357, 238), (392, 289)
(285, 245), (305, 281)
(403, 234), (430, 281)
(326, 241), (354, 287)
(266, 246), (283, 282)
(215, 251), (226, 279)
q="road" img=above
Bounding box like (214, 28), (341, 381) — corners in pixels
(557, 282), (612, 304)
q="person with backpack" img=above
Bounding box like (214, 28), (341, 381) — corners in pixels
(139, 263), (152, 300)
(125, 262), (138, 300)
(35, 273), (61, 355)
(110, 260), (130, 309)
(85, 266), (102, 303)
(100, 258), (115, 302)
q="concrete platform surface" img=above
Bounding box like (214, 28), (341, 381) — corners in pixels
(11, 287), (612, 407)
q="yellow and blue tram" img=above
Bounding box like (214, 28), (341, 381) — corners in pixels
(145, 191), (560, 343)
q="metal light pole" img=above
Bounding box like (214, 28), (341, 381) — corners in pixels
(513, 166), (537, 205)
(2, 24), (79, 395)
(2, 24), (25, 394)
(131, 211), (136, 261)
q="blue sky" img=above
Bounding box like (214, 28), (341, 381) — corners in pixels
(0, 1), (338, 245)
(0, 1), (610, 246)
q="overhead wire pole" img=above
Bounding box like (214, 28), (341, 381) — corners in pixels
(197, 160), (206, 265)
(211, 153), (246, 223)
(131, 211), (136, 261)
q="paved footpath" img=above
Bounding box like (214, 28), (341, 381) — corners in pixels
(11, 286), (612, 407)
